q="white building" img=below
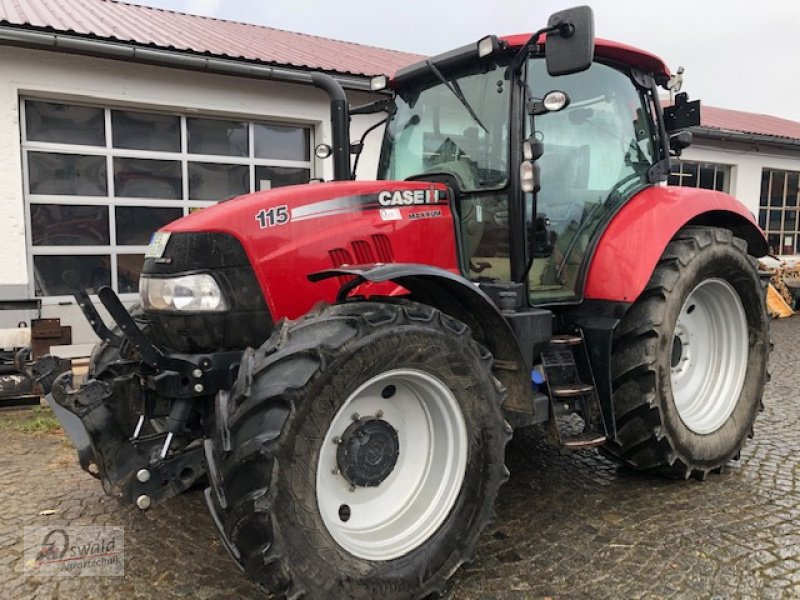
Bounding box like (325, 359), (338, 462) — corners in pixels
(1, 0), (799, 349)
(670, 104), (800, 257)
(0, 0), (418, 346)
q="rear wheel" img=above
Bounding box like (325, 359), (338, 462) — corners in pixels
(206, 301), (510, 599)
(603, 227), (769, 478)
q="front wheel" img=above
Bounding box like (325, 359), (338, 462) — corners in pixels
(205, 301), (510, 599)
(603, 226), (769, 478)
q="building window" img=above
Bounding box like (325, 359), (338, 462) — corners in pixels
(21, 99), (313, 298)
(667, 160), (731, 192)
(759, 168), (800, 255)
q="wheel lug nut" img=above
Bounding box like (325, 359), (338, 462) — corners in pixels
(351, 412), (360, 421)
(333, 436), (342, 445)
(331, 467), (340, 475)
(349, 484), (356, 493)
(375, 410), (383, 419)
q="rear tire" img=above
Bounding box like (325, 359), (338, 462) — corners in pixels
(206, 301), (510, 599)
(602, 227), (769, 478)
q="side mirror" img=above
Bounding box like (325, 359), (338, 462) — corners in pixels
(545, 6), (595, 76)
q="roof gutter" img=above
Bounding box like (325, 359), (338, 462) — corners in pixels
(692, 126), (800, 151)
(0, 25), (373, 91)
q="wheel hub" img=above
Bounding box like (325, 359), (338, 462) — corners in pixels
(336, 417), (399, 487)
(670, 278), (749, 434)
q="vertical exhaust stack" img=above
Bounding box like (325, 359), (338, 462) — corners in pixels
(311, 73), (352, 181)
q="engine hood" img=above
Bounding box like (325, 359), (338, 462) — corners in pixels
(159, 180), (459, 320)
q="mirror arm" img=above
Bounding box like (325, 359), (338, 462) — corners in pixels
(350, 98), (393, 116)
(505, 25), (560, 79)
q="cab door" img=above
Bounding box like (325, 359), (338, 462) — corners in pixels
(525, 58), (659, 304)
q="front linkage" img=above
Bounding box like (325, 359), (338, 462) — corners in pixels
(23, 286), (242, 509)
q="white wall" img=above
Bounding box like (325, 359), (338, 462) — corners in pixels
(0, 46), (384, 344)
(682, 139), (800, 219)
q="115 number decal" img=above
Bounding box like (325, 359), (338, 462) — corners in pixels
(255, 205), (290, 229)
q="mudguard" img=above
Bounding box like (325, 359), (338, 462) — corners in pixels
(585, 186), (767, 303)
(309, 263), (526, 366)
(309, 263), (544, 415)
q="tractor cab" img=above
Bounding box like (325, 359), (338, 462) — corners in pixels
(374, 10), (674, 305)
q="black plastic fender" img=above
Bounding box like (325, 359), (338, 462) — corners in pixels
(309, 263), (537, 415)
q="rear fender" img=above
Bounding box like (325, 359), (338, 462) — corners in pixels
(585, 186), (767, 303)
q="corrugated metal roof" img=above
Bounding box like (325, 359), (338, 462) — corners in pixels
(699, 104), (800, 144)
(2, 0), (798, 146)
(0, 0), (423, 77)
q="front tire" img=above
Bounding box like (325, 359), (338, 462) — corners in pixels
(603, 227), (769, 478)
(206, 301), (510, 599)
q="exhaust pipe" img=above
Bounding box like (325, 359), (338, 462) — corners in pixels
(311, 73), (352, 181)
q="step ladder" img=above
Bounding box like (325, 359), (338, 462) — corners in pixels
(539, 333), (608, 449)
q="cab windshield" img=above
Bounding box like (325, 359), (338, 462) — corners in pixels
(378, 67), (511, 192)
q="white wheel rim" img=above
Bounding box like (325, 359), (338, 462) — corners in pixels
(316, 368), (468, 561)
(670, 278), (749, 434)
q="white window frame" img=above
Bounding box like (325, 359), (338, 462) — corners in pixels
(759, 167), (800, 255)
(20, 97), (314, 304)
(667, 159), (733, 192)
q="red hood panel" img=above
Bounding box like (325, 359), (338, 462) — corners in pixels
(163, 180), (459, 319)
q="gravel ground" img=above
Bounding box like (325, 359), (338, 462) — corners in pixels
(1, 317), (798, 599)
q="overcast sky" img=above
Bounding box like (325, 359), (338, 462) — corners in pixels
(133, 0), (800, 122)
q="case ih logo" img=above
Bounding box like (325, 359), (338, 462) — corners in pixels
(378, 189), (442, 207)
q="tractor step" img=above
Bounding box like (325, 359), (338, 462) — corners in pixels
(561, 432), (608, 449)
(540, 331), (608, 450)
(551, 383), (594, 398)
(549, 334), (583, 346)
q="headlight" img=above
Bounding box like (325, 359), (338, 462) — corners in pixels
(140, 274), (228, 312)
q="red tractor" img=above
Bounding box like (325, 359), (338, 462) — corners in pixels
(28, 6), (769, 599)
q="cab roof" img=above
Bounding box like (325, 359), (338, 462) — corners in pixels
(391, 34), (671, 89)
(502, 34), (671, 82)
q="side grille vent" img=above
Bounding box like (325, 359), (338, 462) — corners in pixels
(328, 236), (396, 287)
(329, 248), (353, 267)
(371, 234), (394, 263)
(329, 237), (395, 269)
(351, 240), (375, 264)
